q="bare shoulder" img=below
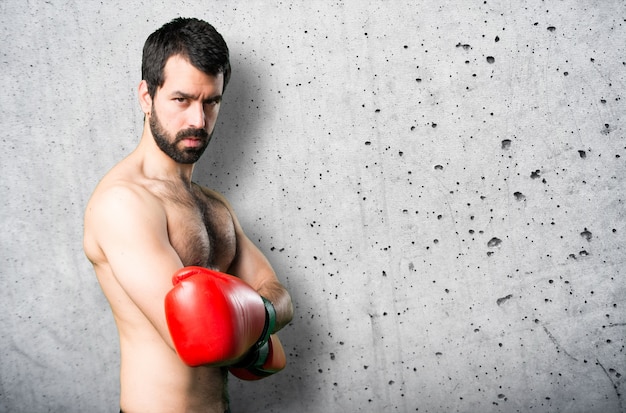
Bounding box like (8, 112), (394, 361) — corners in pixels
(84, 172), (166, 266)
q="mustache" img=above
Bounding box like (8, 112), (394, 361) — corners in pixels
(175, 128), (209, 142)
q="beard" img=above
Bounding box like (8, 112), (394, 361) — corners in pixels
(149, 105), (211, 164)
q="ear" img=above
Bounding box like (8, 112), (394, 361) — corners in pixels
(138, 80), (152, 115)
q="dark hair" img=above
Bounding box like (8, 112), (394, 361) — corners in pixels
(142, 17), (231, 97)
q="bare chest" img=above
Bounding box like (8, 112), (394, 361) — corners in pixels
(159, 185), (236, 272)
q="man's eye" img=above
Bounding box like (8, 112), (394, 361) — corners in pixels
(174, 97), (186, 103)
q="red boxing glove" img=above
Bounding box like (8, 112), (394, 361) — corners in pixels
(164, 266), (267, 367)
(229, 334), (287, 380)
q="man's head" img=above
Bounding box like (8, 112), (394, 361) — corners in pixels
(140, 18), (230, 164)
(142, 17), (231, 98)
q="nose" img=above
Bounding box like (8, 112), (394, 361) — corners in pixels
(188, 102), (206, 129)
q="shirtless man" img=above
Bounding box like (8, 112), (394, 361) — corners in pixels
(83, 18), (293, 413)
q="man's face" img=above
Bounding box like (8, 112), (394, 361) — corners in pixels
(149, 103), (211, 164)
(148, 55), (224, 164)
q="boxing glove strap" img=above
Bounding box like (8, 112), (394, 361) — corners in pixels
(259, 297), (277, 345)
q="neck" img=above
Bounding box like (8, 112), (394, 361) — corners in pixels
(136, 123), (196, 185)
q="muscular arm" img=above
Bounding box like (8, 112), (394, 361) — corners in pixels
(85, 183), (183, 348)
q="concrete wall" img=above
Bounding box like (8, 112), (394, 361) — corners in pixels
(1, 1), (624, 412)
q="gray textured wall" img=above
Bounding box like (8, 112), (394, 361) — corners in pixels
(1, 1), (625, 412)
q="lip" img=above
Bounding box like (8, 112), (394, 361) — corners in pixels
(182, 138), (203, 148)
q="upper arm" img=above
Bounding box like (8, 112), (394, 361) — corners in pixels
(86, 184), (182, 346)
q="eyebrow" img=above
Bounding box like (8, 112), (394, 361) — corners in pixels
(171, 90), (222, 103)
